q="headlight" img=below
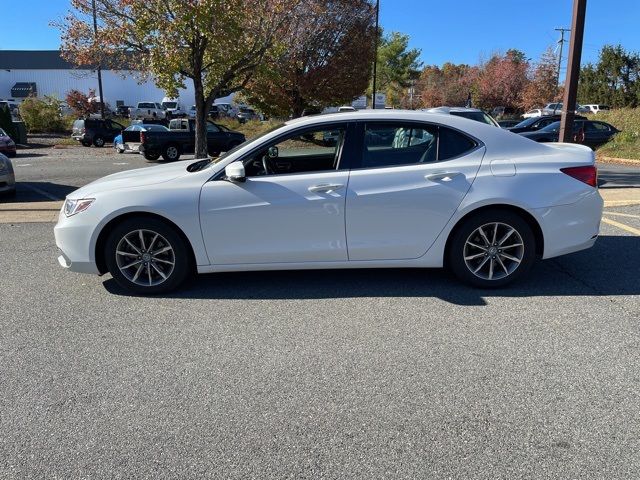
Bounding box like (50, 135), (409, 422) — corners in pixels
(64, 198), (95, 217)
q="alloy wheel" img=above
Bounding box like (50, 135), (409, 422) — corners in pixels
(115, 229), (175, 287)
(463, 222), (525, 281)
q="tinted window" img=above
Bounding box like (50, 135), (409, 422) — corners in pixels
(206, 123), (220, 132)
(588, 122), (611, 131)
(138, 102), (155, 108)
(512, 117), (539, 128)
(450, 111), (496, 126)
(145, 125), (169, 132)
(438, 127), (477, 160)
(362, 123), (437, 168)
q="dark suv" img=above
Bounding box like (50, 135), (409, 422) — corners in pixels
(72, 118), (125, 147)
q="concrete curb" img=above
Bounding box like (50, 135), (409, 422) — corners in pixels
(597, 155), (640, 166)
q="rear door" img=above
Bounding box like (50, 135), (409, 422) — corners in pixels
(345, 121), (484, 261)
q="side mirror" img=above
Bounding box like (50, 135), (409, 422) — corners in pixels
(225, 162), (246, 183)
(267, 145), (279, 159)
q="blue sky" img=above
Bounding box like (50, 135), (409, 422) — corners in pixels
(2, 0), (639, 70)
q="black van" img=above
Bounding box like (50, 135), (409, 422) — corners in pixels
(72, 118), (125, 147)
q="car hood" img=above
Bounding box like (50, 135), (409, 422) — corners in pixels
(70, 160), (193, 198)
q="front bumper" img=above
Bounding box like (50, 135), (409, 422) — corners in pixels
(54, 209), (101, 275)
(535, 190), (604, 259)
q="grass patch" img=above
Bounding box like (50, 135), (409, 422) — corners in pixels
(595, 108), (640, 160)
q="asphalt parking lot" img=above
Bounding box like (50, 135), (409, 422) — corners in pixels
(1, 145), (639, 478)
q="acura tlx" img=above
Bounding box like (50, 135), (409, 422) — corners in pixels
(54, 110), (602, 294)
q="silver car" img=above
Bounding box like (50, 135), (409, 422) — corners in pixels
(0, 152), (16, 197)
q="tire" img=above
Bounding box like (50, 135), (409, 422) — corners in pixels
(93, 136), (105, 147)
(105, 217), (192, 294)
(81, 140), (92, 147)
(448, 209), (536, 288)
(144, 152), (160, 162)
(162, 144), (181, 162)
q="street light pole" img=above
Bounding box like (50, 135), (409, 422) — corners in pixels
(371, 0), (380, 110)
(559, 0), (587, 143)
(92, 0), (105, 119)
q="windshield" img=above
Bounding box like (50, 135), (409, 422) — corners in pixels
(512, 117), (540, 128)
(144, 125), (169, 132)
(539, 120), (583, 133)
(0, 128), (7, 136)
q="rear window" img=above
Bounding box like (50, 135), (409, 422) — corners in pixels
(450, 111), (496, 126)
(138, 102), (155, 108)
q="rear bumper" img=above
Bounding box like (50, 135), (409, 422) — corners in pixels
(535, 190), (603, 259)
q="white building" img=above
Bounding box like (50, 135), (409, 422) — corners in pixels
(0, 50), (201, 108)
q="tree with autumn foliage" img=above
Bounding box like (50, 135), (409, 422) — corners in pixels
(66, 89), (101, 117)
(242, 0), (375, 118)
(417, 63), (479, 108)
(520, 48), (561, 110)
(475, 49), (530, 110)
(58, 0), (304, 158)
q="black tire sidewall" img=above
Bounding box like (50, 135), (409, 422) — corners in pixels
(144, 153), (160, 162)
(449, 210), (536, 288)
(104, 217), (191, 294)
(93, 136), (105, 147)
(162, 144), (180, 162)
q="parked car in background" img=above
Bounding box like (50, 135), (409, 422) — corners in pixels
(424, 107), (500, 127)
(214, 103), (236, 118)
(116, 105), (132, 118)
(139, 118), (245, 161)
(54, 110), (603, 294)
(523, 109), (543, 118)
(507, 115), (585, 134)
(114, 124), (170, 154)
(519, 119), (619, 148)
(497, 120), (521, 129)
(161, 97), (186, 118)
(542, 103), (563, 115)
(72, 118), (125, 147)
(236, 106), (260, 123)
(0, 100), (21, 120)
(0, 152), (16, 197)
(0, 128), (17, 157)
(583, 104), (611, 114)
(338, 106), (357, 112)
(129, 102), (166, 121)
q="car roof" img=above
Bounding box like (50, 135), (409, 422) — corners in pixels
(422, 106), (485, 114)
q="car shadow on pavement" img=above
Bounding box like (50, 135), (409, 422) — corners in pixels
(102, 235), (640, 305)
(598, 170), (640, 188)
(1, 182), (76, 203)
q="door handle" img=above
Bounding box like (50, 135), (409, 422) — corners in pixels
(425, 172), (462, 182)
(308, 183), (344, 193)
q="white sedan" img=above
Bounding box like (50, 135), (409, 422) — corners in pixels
(54, 111), (603, 293)
(523, 109), (544, 118)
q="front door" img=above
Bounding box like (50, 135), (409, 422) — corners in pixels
(199, 123), (351, 265)
(345, 121), (485, 261)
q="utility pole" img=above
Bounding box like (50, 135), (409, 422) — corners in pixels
(560, 0), (587, 143)
(92, 0), (105, 119)
(371, 0), (380, 109)
(554, 27), (570, 87)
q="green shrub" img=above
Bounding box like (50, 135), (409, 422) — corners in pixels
(596, 108), (640, 159)
(19, 96), (66, 133)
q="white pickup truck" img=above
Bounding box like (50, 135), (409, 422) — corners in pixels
(129, 102), (167, 120)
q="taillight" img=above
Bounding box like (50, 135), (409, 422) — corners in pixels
(560, 165), (597, 188)
(140, 131), (145, 144)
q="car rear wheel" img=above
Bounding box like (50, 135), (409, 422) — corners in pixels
(448, 210), (536, 288)
(93, 136), (105, 147)
(162, 144), (181, 162)
(105, 217), (191, 294)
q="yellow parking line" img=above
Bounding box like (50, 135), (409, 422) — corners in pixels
(601, 217), (640, 236)
(602, 211), (640, 219)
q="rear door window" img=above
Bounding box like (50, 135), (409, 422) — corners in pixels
(362, 123), (437, 168)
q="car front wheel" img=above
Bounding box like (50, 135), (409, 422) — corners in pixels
(448, 210), (536, 288)
(105, 218), (191, 294)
